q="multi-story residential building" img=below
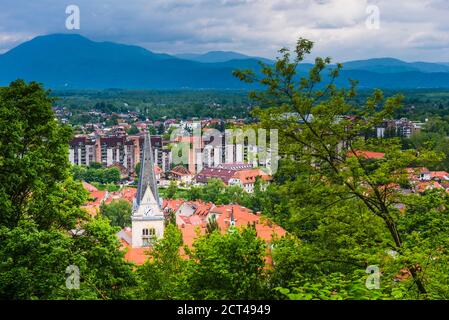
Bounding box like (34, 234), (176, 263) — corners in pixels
(376, 118), (423, 138)
(69, 136), (99, 166)
(99, 136), (135, 169)
(69, 134), (165, 174)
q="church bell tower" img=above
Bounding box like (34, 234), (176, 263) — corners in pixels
(131, 133), (165, 248)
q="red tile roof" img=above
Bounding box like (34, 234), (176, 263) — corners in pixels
(180, 224), (205, 247)
(215, 205), (286, 242)
(154, 165), (163, 175)
(348, 150), (385, 159)
(416, 181), (444, 193)
(231, 169), (272, 185)
(162, 199), (185, 212)
(120, 203), (286, 265)
(406, 167), (430, 174)
(106, 187), (137, 204)
(431, 171), (449, 180)
(123, 246), (149, 265)
(171, 165), (192, 176)
(190, 201), (214, 216)
(82, 181), (98, 192)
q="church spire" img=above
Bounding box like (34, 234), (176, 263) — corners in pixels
(136, 133), (161, 209)
(131, 133), (165, 248)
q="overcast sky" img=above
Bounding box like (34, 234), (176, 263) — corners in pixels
(1, 0), (449, 62)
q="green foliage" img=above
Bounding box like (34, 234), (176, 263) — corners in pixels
(72, 165), (121, 184)
(185, 226), (270, 299)
(0, 215), (136, 300)
(127, 124), (140, 135)
(402, 124), (449, 171)
(165, 181), (178, 199)
(234, 37), (449, 298)
(0, 220), (79, 299)
(0, 80), (83, 229)
(165, 209), (176, 227)
(100, 199), (132, 228)
(206, 215), (219, 234)
(137, 225), (272, 300)
(72, 216), (137, 299)
(137, 224), (190, 299)
(275, 271), (404, 300)
(134, 162), (141, 176)
(54, 90), (252, 125)
(185, 179), (254, 206)
(0, 80), (135, 300)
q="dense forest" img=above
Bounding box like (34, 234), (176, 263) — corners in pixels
(53, 89), (253, 123)
(53, 87), (449, 125)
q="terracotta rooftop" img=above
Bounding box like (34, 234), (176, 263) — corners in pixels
(154, 165), (163, 175)
(416, 181), (444, 193)
(231, 169), (272, 184)
(106, 187), (137, 204)
(162, 199), (185, 212)
(348, 150), (385, 160)
(119, 202), (286, 265)
(82, 181), (98, 193)
(171, 165), (192, 176)
(430, 171), (449, 180)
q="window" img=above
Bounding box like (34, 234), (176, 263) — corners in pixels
(142, 228), (156, 247)
(142, 228), (156, 237)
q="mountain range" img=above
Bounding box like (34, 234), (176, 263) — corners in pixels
(174, 51), (274, 64)
(1, 33), (449, 90)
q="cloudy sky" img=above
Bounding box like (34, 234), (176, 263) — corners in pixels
(1, 0), (449, 62)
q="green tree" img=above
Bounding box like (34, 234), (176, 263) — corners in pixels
(71, 216), (137, 299)
(157, 123), (165, 135)
(100, 199), (132, 228)
(148, 125), (157, 135)
(89, 162), (103, 169)
(165, 181), (178, 199)
(185, 226), (270, 299)
(197, 178), (225, 203)
(72, 165), (121, 184)
(137, 224), (190, 299)
(186, 185), (204, 201)
(127, 124), (140, 135)
(165, 209), (176, 227)
(0, 80), (135, 299)
(0, 80), (84, 229)
(205, 215), (219, 234)
(103, 167), (121, 184)
(135, 162), (141, 175)
(234, 38), (444, 297)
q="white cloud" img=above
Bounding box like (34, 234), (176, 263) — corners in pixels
(0, 0), (448, 62)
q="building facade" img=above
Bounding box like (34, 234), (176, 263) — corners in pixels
(69, 134), (164, 174)
(131, 133), (165, 248)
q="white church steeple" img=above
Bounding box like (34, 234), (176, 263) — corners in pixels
(131, 133), (165, 248)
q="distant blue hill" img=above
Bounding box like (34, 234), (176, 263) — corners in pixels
(175, 51), (274, 64)
(1, 34), (449, 89)
(0, 34), (254, 89)
(341, 58), (449, 73)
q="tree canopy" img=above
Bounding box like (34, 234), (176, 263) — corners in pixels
(0, 80), (135, 299)
(233, 38), (449, 298)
